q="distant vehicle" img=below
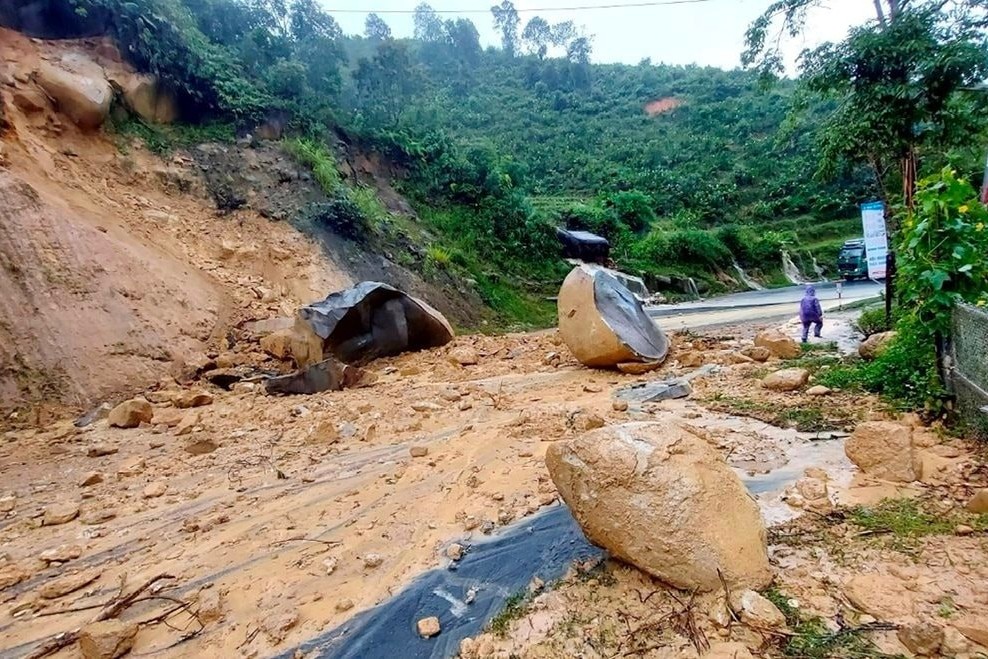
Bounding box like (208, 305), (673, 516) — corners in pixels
(837, 238), (868, 280)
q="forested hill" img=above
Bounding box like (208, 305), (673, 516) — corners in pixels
(1, 0), (876, 323)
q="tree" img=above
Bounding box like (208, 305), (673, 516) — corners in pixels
(365, 13), (392, 41)
(522, 16), (552, 59)
(491, 0), (520, 56)
(353, 41), (420, 126)
(414, 2), (446, 43)
(550, 20), (576, 51)
(446, 18), (482, 66)
(288, 0), (341, 43)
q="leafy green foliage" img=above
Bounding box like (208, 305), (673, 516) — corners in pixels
(899, 168), (988, 339)
(854, 306), (895, 337)
(283, 138), (342, 194)
(305, 197), (368, 241)
(110, 115), (234, 154)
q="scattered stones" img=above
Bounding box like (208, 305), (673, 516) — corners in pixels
(845, 421), (917, 482)
(546, 422), (771, 592)
(43, 502), (80, 526)
(740, 346), (771, 363)
(965, 489), (988, 514)
(732, 590), (787, 629)
(806, 385), (831, 396)
(897, 620), (944, 656)
(409, 446), (429, 458)
(79, 472), (103, 487)
(859, 331), (897, 360)
(363, 553), (384, 569)
(78, 620), (138, 659)
(87, 444), (118, 457)
(40, 568), (101, 599)
(417, 616), (441, 638)
(172, 391), (214, 409)
(40, 544), (83, 563)
(761, 368), (809, 392)
(107, 399), (153, 429)
(754, 329), (800, 359)
(142, 482), (168, 499)
(448, 346), (479, 366)
(446, 543), (464, 561)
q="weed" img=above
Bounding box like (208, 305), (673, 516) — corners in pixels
(937, 596), (957, 619)
(110, 115), (234, 154)
(703, 394), (854, 432)
(488, 591), (531, 637)
(848, 498), (988, 552)
(426, 245), (452, 268)
(283, 138), (342, 195)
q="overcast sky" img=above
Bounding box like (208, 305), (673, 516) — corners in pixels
(324, 0), (878, 70)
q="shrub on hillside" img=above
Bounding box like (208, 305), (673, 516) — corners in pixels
(601, 190), (656, 233)
(305, 196), (369, 240)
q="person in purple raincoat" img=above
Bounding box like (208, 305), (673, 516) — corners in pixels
(799, 285), (823, 343)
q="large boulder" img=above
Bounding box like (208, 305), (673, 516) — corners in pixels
(845, 421), (917, 482)
(859, 331), (896, 360)
(107, 398), (153, 428)
(753, 329), (800, 360)
(114, 73), (178, 124)
(545, 422), (771, 592)
(762, 368), (809, 392)
(557, 265), (669, 370)
(296, 282), (453, 366)
(35, 55), (112, 130)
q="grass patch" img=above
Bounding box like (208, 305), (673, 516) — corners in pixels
(488, 591), (531, 637)
(110, 115), (234, 154)
(703, 394), (854, 432)
(283, 137), (343, 194)
(765, 588), (903, 658)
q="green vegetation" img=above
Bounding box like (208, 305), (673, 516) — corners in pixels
(703, 393), (856, 432)
(763, 587), (903, 658)
(854, 306), (895, 338)
(488, 591), (531, 637)
(110, 115), (235, 154)
(849, 498), (988, 552)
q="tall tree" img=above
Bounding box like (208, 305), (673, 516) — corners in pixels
(365, 13), (392, 41)
(522, 16), (552, 59)
(446, 18), (482, 66)
(413, 2), (446, 43)
(550, 20), (576, 50)
(353, 41), (420, 127)
(491, 0), (521, 56)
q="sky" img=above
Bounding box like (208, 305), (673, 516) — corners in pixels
(323, 0), (878, 70)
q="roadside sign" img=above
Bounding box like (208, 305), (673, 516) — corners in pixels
(860, 201), (888, 279)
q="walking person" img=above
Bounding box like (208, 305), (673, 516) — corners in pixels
(799, 285), (823, 343)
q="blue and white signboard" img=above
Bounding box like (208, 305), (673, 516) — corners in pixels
(860, 201), (888, 280)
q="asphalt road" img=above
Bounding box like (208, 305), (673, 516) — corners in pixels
(649, 279), (884, 331)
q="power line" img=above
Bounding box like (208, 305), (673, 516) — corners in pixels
(326, 0), (718, 14)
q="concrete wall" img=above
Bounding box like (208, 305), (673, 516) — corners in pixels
(948, 303), (988, 439)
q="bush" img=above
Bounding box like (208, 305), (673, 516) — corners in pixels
(601, 190), (656, 233)
(305, 196), (369, 240)
(855, 306), (895, 336)
(634, 228), (733, 270)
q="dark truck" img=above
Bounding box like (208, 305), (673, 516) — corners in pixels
(837, 238), (868, 280)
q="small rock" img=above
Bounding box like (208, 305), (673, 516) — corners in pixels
(87, 444), (118, 457)
(78, 620), (138, 659)
(323, 557), (339, 575)
(795, 478), (828, 501)
(732, 590), (787, 629)
(806, 385), (832, 396)
(409, 446), (429, 458)
(172, 391), (214, 409)
(897, 620), (943, 656)
(79, 472), (103, 487)
(142, 482), (167, 499)
(583, 384), (602, 393)
(465, 587), (478, 604)
(448, 347), (479, 366)
(185, 439), (218, 455)
(803, 467), (829, 481)
(40, 568), (101, 599)
(458, 400), (473, 411)
(497, 508), (514, 525)
(197, 588), (224, 623)
(740, 346), (771, 363)
(446, 543), (464, 561)
(965, 489), (988, 514)
(174, 412), (200, 437)
(573, 411), (605, 431)
(612, 400), (629, 412)
(363, 553), (384, 569)
(116, 457), (146, 477)
(0, 563), (28, 590)
(754, 329), (800, 359)
(43, 502), (80, 526)
(411, 401), (442, 413)
(0, 495), (14, 512)
(417, 616), (441, 638)
(40, 544), (83, 563)
(336, 598), (354, 612)
(955, 524), (974, 536)
(107, 399), (153, 429)
(704, 642), (755, 659)
(859, 331), (896, 360)
(845, 422), (917, 482)
(762, 368), (809, 392)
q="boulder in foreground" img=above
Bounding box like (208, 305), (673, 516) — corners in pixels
(762, 368), (809, 392)
(107, 399), (153, 428)
(845, 421), (917, 482)
(753, 329), (800, 360)
(557, 265), (669, 370)
(545, 422), (771, 592)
